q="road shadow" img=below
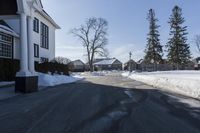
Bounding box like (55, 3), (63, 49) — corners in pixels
(0, 80), (200, 133)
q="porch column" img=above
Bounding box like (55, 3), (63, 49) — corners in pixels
(27, 15), (35, 74)
(17, 13), (30, 75)
(15, 12), (38, 93)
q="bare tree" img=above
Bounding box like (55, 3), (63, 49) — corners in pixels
(194, 35), (200, 54)
(51, 56), (71, 65)
(71, 17), (108, 72)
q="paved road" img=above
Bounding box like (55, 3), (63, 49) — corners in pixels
(0, 73), (200, 133)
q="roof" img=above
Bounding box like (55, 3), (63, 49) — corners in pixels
(193, 57), (200, 64)
(124, 59), (137, 65)
(137, 59), (144, 64)
(40, 9), (60, 29)
(94, 58), (122, 65)
(71, 60), (85, 66)
(0, 0), (17, 15)
(0, 20), (19, 37)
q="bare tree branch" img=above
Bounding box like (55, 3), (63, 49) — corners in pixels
(51, 57), (71, 65)
(70, 17), (109, 72)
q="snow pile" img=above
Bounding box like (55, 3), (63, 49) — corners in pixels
(0, 81), (15, 87)
(122, 71), (200, 99)
(91, 72), (105, 76)
(79, 72), (105, 77)
(38, 73), (84, 87)
(121, 72), (131, 77)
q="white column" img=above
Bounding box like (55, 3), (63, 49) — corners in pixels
(17, 13), (31, 76)
(27, 15), (35, 74)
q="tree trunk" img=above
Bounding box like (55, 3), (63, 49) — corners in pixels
(90, 49), (95, 72)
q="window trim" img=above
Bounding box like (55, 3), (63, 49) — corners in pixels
(33, 17), (39, 33)
(40, 22), (49, 49)
(34, 44), (39, 58)
(40, 57), (49, 63)
(0, 32), (13, 59)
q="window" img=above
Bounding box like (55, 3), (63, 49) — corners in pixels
(34, 44), (39, 58)
(40, 22), (49, 49)
(40, 57), (49, 63)
(33, 17), (39, 33)
(0, 32), (13, 58)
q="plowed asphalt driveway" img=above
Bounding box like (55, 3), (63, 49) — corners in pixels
(0, 73), (200, 133)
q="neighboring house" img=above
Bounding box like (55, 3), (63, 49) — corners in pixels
(93, 58), (122, 71)
(68, 60), (85, 72)
(193, 57), (200, 70)
(0, 0), (60, 92)
(124, 59), (138, 71)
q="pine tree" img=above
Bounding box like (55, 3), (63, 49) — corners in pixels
(166, 6), (191, 70)
(144, 9), (163, 71)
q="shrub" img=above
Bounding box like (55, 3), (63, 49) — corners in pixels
(0, 58), (20, 81)
(35, 61), (69, 75)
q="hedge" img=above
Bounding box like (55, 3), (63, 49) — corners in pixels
(0, 58), (69, 81)
(35, 61), (69, 75)
(0, 58), (20, 81)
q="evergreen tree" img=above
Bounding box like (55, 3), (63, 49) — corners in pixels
(144, 9), (163, 70)
(166, 6), (191, 70)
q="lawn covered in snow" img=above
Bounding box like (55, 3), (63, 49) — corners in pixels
(38, 73), (84, 87)
(122, 71), (200, 99)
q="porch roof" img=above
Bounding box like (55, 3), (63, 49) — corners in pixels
(0, 21), (19, 37)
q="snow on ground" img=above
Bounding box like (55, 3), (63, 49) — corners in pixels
(0, 81), (15, 87)
(79, 70), (123, 78)
(79, 71), (107, 77)
(0, 73), (84, 88)
(122, 71), (200, 99)
(38, 73), (84, 87)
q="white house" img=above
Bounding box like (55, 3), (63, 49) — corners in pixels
(0, 0), (60, 93)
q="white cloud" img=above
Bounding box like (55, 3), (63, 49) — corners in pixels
(109, 44), (144, 63)
(56, 45), (87, 62)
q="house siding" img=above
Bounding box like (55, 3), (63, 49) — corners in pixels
(2, 11), (56, 62)
(33, 11), (56, 62)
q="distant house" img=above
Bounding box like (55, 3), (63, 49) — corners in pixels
(93, 58), (122, 71)
(124, 59), (137, 71)
(137, 59), (154, 71)
(193, 57), (200, 70)
(68, 60), (85, 72)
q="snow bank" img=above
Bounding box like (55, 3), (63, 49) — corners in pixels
(91, 72), (105, 76)
(79, 71), (105, 77)
(122, 71), (200, 99)
(38, 73), (84, 87)
(0, 81), (15, 87)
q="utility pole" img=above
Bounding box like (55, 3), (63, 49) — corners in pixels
(129, 52), (132, 72)
(129, 52), (132, 60)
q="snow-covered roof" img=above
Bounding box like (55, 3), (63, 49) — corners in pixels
(94, 58), (119, 65)
(0, 24), (19, 37)
(71, 60), (85, 66)
(124, 59), (137, 65)
(137, 59), (144, 64)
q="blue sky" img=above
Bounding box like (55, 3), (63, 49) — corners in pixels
(42, 0), (200, 63)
